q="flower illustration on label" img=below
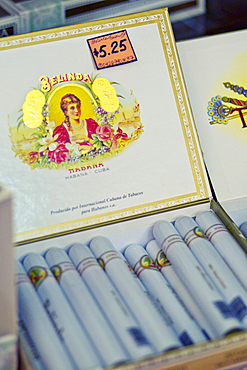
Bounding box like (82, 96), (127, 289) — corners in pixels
(51, 265), (61, 282)
(156, 250), (171, 267)
(29, 266), (47, 289)
(10, 73), (144, 170)
(140, 255), (157, 270)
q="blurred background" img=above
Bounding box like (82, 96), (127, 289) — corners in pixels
(173, 0), (247, 41)
(1, 0), (247, 41)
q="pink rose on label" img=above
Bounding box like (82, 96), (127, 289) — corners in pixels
(48, 144), (69, 164)
(96, 124), (113, 141)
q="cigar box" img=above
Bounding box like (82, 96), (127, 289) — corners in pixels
(177, 29), (247, 250)
(0, 186), (17, 370)
(1, 7), (247, 370)
(0, 6), (211, 246)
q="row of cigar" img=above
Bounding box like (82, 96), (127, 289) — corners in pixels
(16, 210), (247, 370)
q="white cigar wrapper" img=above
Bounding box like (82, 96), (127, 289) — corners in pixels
(16, 260), (75, 370)
(45, 247), (129, 367)
(90, 236), (181, 354)
(124, 243), (206, 346)
(153, 221), (244, 338)
(175, 216), (247, 327)
(196, 211), (247, 290)
(146, 239), (215, 339)
(22, 252), (101, 370)
(69, 243), (154, 361)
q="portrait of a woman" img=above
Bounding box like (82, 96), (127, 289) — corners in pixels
(53, 93), (98, 145)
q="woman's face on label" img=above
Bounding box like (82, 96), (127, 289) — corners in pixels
(67, 103), (81, 120)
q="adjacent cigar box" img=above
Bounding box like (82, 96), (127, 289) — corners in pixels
(1, 7), (247, 370)
(177, 30), (247, 251)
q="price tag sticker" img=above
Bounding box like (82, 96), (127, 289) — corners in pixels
(87, 30), (137, 70)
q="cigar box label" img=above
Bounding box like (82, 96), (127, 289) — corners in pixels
(204, 223), (228, 241)
(155, 250), (171, 268)
(87, 30), (137, 70)
(208, 80), (247, 129)
(77, 257), (99, 275)
(50, 265), (61, 282)
(28, 266), (48, 289)
(134, 255), (158, 277)
(0, 8), (210, 243)
(140, 255), (157, 270)
(162, 234), (184, 254)
(10, 74), (143, 170)
(97, 250), (122, 269)
(51, 261), (75, 282)
(184, 226), (206, 247)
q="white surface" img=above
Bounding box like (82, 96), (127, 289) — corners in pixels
(14, 202), (210, 258)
